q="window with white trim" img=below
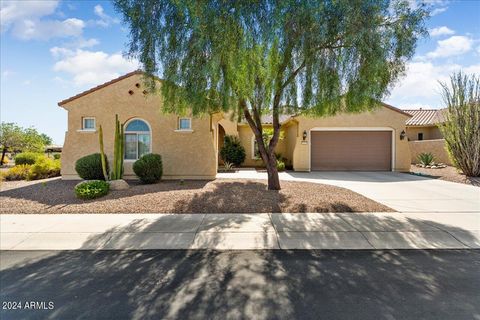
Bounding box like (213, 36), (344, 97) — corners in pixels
(124, 119), (151, 160)
(82, 117), (96, 130)
(178, 118), (192, 130)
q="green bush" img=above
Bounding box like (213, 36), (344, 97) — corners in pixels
(4, 164), (32, 181)
(27, 158), (61, 180)
(418, 152), (435, 166)
(53, 153), (61, 160)
(15, 152), (43, 165)
(75, 153), (108, 180)
(75, 180), (110, 200)
(220, 135), (246, 166)
(133, 153), (163, 184)
(276, 159), (285, 172)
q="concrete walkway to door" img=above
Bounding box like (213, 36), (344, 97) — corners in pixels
(217, 170), (480, 213)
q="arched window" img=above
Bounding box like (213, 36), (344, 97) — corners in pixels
(124, 119), (151, 160)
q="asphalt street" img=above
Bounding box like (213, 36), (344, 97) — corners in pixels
(1, 250), (479, 320)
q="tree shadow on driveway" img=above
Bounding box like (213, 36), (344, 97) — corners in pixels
(1, 249), (479, 320)
(1, 213), (479, 319)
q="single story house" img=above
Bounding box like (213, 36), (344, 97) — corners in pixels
(58, 71), (412, 180)
(404, 108), (451, 164)
(404, 108), (445, 141)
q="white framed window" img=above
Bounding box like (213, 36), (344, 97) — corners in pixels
(124, 119), (151, 160)
(82, 117), (96, 130)
(178, 118), (192, 130)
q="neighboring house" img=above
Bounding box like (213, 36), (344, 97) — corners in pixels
(404, 108), (451, 165)
(58, 71), (412, 179)
(404, 109), (445, 141)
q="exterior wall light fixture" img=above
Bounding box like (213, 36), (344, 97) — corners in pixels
(302, 130), (307, 141)
(400, 130), (406, 140)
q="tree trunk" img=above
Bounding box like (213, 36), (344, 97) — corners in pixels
(265, 153), (280, 190)
(241, 100), (282, 190)
(1, 148), (6, 165)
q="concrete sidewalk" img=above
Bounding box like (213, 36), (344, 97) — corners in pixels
(1, 212), (479, 250)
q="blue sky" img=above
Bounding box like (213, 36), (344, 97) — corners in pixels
(1, 0), (479, 144)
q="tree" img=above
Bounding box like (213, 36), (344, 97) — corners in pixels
(40, 133), (53, 146)
(115, 0), (428, 189)
(439, 72), (480, 177)
(0, 122), (50, 164)
(0, 123), (23, 164)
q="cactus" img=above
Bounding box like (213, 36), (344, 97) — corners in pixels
(98, 125), (109, 181)
(110, 114), (124, 180)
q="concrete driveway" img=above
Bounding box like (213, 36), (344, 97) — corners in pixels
(217, 170), (480, 212)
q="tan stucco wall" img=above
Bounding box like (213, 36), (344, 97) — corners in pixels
(61, 74), (217, 180)
(291, 107), (411, 172)
(409, 139), (452, 165)
(406, 126), (443, 141)
(236, 125), (287, 167)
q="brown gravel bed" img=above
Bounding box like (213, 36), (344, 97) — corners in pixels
(0, 177), (393, 214)
(409, 165), (480, 186)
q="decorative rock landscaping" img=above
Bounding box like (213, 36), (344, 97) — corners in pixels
(415, 163), (447, 169)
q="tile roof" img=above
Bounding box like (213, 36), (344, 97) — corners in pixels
(404, 109), (445, 126)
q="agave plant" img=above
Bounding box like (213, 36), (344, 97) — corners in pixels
(223, 161), (234, 171)
(418, 152), (435, 166)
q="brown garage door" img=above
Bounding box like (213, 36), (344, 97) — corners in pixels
(311, 131), (392, 171)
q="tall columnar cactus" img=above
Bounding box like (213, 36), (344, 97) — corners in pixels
(98, 125), (109, 181)
(110, 114), (125, 180)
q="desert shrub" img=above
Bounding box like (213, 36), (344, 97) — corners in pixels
(224, 161), (234, 170)
(220, 135), (246, 166)
(276, 159), (285, 171)
(53, 153), (61, 160)
(75, 180), (110, 200)
(4, 164), (32, 181)
(15, 152), (43, 165)
(27, 158), (61, 180)
(75, 153), (108, 180)
(439, 72), (480, 176)
(418, 152), (435, 166)
(133, 153), (163, 183)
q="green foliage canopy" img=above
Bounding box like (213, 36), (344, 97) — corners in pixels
(115, 0), (427, 117)
(0, 122), (50, 153)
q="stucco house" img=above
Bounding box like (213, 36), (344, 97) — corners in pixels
(403, 108), (451, 164)
(58, 71), (412, 180)
(404, 108), (446, 141)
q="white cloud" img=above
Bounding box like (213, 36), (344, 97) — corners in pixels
(426, 36), (473, 59)
(1, 69), (15, 79)
(52, 49), (139, 86)
(388, 61), (459, 107)
(12, 18), (85, 40)
(1, 0), (85, 40)
(431, 7), (448, 16)
(429, 26), (455, 37)
(93, 4), (119, 27)
(463, 64), (480, 75)
(0, 0), (58, 30)
(407, 0), (448, 16)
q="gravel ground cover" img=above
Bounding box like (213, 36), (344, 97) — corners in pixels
(409, 165), (479, 186)
(0, 177), (393, 213)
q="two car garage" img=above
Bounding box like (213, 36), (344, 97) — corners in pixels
(310, 130), (393, 171)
